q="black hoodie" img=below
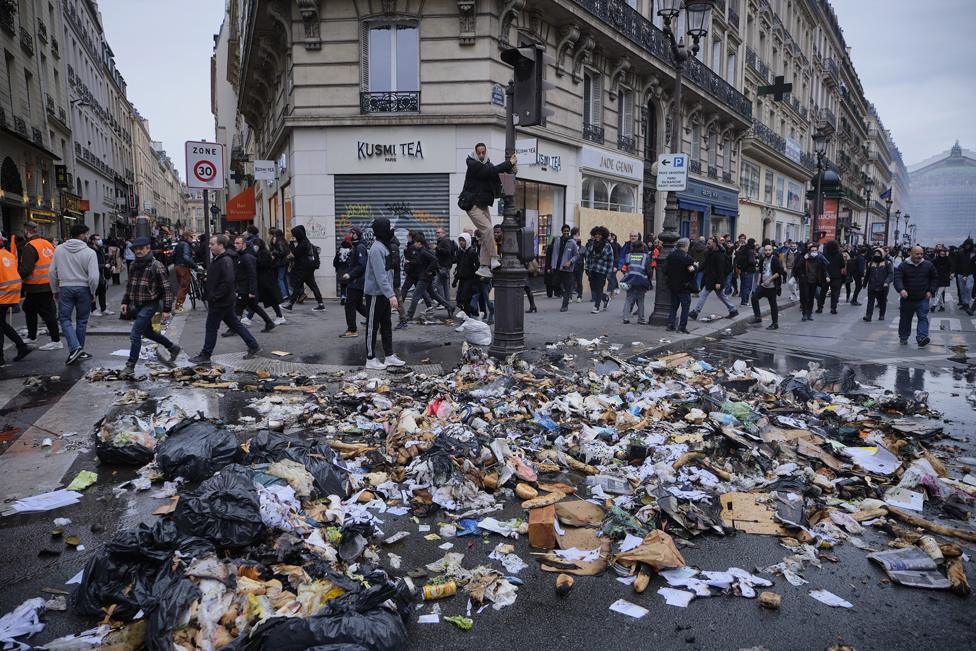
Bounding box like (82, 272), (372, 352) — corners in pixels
(290, 225), (314, 271)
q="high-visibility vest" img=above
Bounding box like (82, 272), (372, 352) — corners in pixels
(0, 249), (23, 304)
(24, 238), (55, 285)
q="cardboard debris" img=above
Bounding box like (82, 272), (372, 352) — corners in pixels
(554, 500), (605, 527)
(613, 530), (685, 570)
(719, 492), (791, 536)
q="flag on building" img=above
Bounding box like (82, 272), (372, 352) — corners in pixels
(879, 187), (892, 201)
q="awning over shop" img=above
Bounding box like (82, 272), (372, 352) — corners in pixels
(227, 186), (256, 222)
(711, 205), (738, 217)
(677, 199), (709, 214)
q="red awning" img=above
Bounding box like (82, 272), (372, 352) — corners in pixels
(226, 186), (256, 222)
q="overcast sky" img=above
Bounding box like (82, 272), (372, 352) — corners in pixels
(830, 0), (976, 166)
(98, 0), (974, 177)
(99, 0), (225, 180)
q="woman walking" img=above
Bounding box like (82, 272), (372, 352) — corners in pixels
(584, 226), (613, 314)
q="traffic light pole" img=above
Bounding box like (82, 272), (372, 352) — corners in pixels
(203, 188), (211, 264)
(488, 81), (526, 359)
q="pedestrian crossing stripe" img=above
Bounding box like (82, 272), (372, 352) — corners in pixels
(888, 317), (962, 331)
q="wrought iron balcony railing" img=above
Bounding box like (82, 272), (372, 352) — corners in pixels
(20, 26), (34, 56)
(749, 119), (786, 156)
(572, 0), (751, 120)
(745, 46), (769, 83)
(722, 171), (733, 184)
(0, 7), (15, 36)
(13, 116), (27, 136)
(32, 127), (43, 146)
(583, 123), (605, 144)
(46, 93), (56, 115)
(617, 134), (637, 154)
(707, 165), (718, 179)
(51, 37), (59, 58)
(37, 21), (47, 44)
(360, 91), (420, 114)
(689, 159), (702, 174)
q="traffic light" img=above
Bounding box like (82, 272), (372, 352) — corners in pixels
(500, 44), (555, 127)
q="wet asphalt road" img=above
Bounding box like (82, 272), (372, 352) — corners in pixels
(0, 284), (974, 650)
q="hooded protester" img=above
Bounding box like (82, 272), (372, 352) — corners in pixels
(252, 237), (285, 323)
(862, 247), (894, 322)
(793, 241), (828, 321)
(932, 245), (952, 312)
(584, 226), (614, 314)
(818, 239), (846, 314)
(120, 236), (181, 377)
(689, 237), (738, 320)
(734, 238), (758, 306)
(403, 231), (455, 325)
(363, 217), (405, 370)
(848, 246), (866, 305)
(50, 223), (101, 364)
(189, 235), (260, 365)
(227, 235), (275, 333)
(270, 228), (291, 299)
(460, 143), (516, 279)
(333, 237), (353, 304)
(454, 232), (480, 317)
(339, 228), (369, 337)
(283, 225), (325, 311)
(953, 238), (975, 314)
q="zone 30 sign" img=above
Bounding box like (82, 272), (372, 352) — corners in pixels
(185, 140), (225, 190)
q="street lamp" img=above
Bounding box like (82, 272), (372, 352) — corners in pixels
(883, 195), (893, 247)
(893, 209), (902, 249)
(810, 128), (830, 244)
(903, 213), (911, 246)
(649, 0), (716, 326)
(862, 175), (874, 247)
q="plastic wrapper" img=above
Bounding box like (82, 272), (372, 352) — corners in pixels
(156, 419), (240, 482)
(173, 468), (264, 548)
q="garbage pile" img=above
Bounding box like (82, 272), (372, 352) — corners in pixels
(4, 337), (975, 649)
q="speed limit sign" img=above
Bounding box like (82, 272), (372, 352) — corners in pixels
(185, 140), (225, 189)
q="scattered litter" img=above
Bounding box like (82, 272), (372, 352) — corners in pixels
(808, 589), (853, 609)
(65, 470), (97, 492)
(0, 598), (45, 650)
(3, 490), (82, 516)
(609, 598), (648, 619)
(657, 587), (695, 607)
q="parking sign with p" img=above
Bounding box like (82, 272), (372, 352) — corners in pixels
(185, 140), (225, 190)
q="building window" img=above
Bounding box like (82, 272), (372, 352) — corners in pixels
(618, 89), (634, 138)
(787, 181), (802, 211)
(609, 184), (636, 212)
(726, 51), (737, 85)
(707, 131), (718, 169)
(775, 175), (785, 206)
(711, 39), (722, 72)
(581, 176), (609, 210)
(691, 123), (701, 162)
(724, 138), (732, 173)
(740, 161), (760, 200)
(764, 170), (774, 204)
(361, 22), (420, 113)
(583, 71), (604, 142)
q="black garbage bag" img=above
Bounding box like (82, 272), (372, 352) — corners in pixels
(174, 469), (263, 548)
(144, 562), (201, 651)
(70, 519), (213, 620)
(232, 578), (412, 651)
(156, 419), (239, 482)
(241, 431), (349, 498)
(93, 415), (156, 466)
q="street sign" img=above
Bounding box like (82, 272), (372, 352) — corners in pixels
(185, 140), (225, 190)
(656, 153), (688, 192)
(254, 160), (275, 182)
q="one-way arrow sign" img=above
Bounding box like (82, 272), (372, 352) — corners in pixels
(656, 153), (688, 192)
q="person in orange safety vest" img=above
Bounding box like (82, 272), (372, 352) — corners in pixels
(18, 221), (62, 350)
(0, 232), (33, 365)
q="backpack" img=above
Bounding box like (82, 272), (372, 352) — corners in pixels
(312, 245), (321, 270)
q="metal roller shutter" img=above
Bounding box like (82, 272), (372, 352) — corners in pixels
(334, 174), (449, 242)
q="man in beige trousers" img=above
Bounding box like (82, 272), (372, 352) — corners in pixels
(460, 143), (517, 278)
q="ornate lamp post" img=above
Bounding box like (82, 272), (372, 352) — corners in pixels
(883, 195), (893, 246)
(903, 213), (911, 246)
(810, 128), (830, 243)
(649, 0), (717, 325)
(861, 174), (873, 247)
(893, 209), (902, 248)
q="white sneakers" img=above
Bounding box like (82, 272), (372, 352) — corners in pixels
(102, 309), (115, 315)
(365, 354), (406, 370)
(239, 317), (252, 326)
(92, 309), (103, 317)
(39, 341), (64, 351)
(475, 266), (492, 278)
(490, 257), (501, 270)
(273, 316), (287, 325)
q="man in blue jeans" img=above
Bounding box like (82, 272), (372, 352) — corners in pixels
(893, 245), (938, 347)
(49, 223), (100, 365)
(665, 238), (697, 333)
(190, 235), (260, 364)
(119, 237), (181, 378)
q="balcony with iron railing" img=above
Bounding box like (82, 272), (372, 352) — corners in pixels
(824, 57), (839, 86)
(13, 116), (27, 136)
(45, 93), (55, 115)
(0, 5), (15, 35)
(722, 171), (733, 183)
(749, 119), (786, 156)
(707, 165), (718, 179)
(583, 123), (605, 144)
(20, 26), (34, 56)
(818, 107), (837, 130)
(360, 91), (420, 114)
(689, 159), (702, 174)
(617, 134), (637, 154)
(32, 127), (43, 146)
(572, 0), (751, 120)
(728, 6), (740, 30)
(51, 37), (59, 58)
(37, 21), (47, 44)
(745, 46), (770, 83)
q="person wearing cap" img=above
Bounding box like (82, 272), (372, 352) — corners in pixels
(339, 227), (369, 338)
(363, 217), (405, 370)
(18, 221), (62, 351)
(119, 236), (181, 378)
(0, 232), (32, 366)
(189, 235), (261, 364)
(50, 223), (101, 365)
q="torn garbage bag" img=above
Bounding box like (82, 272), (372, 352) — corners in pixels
(156, 419), (239, 482)
(240, 430), (349, 498)
(93, 415), (157, 466)
(231, 578), (412, 651)
(70, 519), (213, 620)
(143, 563), (201, 651)
(173, 468), (264, 548)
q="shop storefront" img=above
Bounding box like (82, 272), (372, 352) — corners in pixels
(513, 137), (573, 259)
(29, 209), (60, 240)
(677, 178), (739, 239)
(61, 191), (84, 241)
(578, 145), (643, 238)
